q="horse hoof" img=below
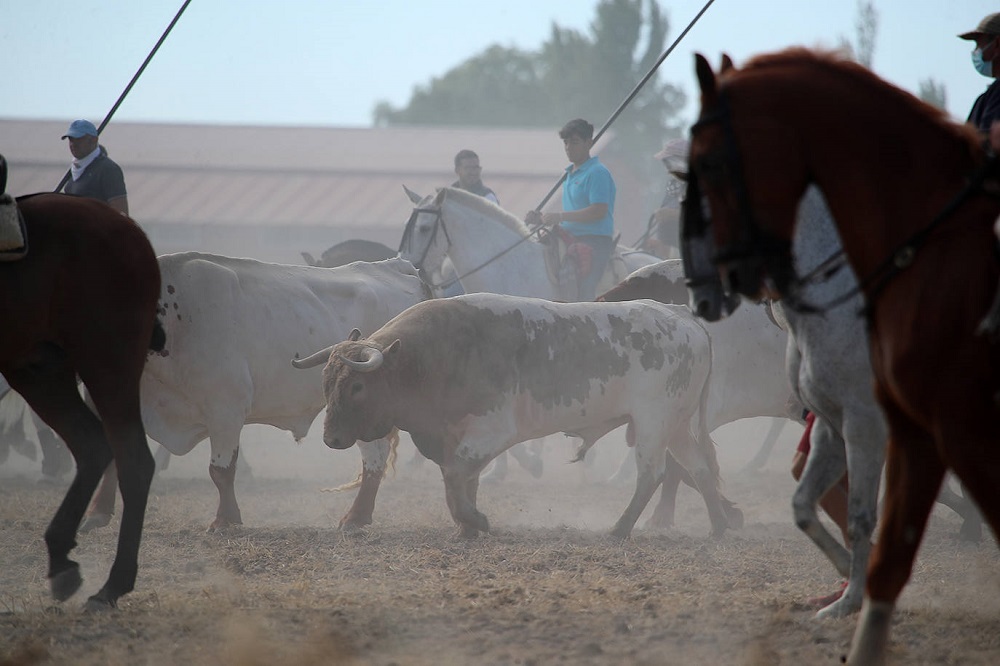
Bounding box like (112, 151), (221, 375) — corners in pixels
(49, 564), (82, 602)
(83, 595), (117, 613)
(79, 513), (113, 534)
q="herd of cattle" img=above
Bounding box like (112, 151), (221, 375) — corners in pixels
(0, 185), (985, 661)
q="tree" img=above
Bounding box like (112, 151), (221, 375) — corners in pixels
(918, 78), (947, 110)
(372, 0), (686, 186)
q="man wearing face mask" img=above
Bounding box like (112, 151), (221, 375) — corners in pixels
(960, 12), (1000, 138)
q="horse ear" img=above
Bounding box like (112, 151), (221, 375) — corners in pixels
(720, 53), (735, 73)
(695, 53), (718, 102)
(403, 185), (424, 204)
(434, 188), (447, 205)
(348, 328), (362, 341)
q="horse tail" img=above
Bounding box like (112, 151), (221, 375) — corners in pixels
(0, 154), (7, 195)
(150, 316), (166, 352)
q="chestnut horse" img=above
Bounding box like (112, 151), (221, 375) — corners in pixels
(0, 154), (164, 609)
(686, 50), (1000, 664)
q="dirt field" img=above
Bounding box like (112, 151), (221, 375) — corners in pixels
(1, 419), (998, 665)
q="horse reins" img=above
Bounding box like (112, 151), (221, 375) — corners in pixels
(400, 202), (548, 292)
(693, 88), (1000, 317)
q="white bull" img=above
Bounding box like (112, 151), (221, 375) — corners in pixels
(85, 253), (426, 531)
(297, 294), (733, 539)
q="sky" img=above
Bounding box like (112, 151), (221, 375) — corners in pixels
(2, 1), (998, 131)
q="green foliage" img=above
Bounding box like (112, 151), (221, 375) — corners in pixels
(372, 0), (687, 176)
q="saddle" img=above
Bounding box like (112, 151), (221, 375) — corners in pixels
(541, 226), (629, 301)
(0, 193), (27, 262)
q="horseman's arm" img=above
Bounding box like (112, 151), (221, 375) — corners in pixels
(547, 203), (608, 225)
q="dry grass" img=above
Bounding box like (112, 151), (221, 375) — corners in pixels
(1, 424), (998, 665)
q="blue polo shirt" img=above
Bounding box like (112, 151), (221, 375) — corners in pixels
(560, 156), (615, 238)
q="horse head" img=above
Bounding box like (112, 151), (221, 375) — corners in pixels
(398, 188), (448, 279)
(689, 52), (801, 302)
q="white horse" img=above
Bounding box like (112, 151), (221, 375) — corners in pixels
(400, 186), (663, 299)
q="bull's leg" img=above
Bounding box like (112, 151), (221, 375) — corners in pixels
(644, 457), (684, 529)
(847, 406), (942, 666)
(509, 441), (543, 478)
(610, 429), (667, 539)
(80, 462), (118, 533)
(207, 429), (243, 531)
(4, 362), (113, 604)
(480, 451), (509, 485)
(441, 455), (490, 538)
(742, 417), (786, 473)
(339, 439), (389, 531)
(668, 424), (731, 538)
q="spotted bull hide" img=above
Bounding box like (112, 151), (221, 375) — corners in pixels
(88, 254), (427, 532)
(315, 293), (730, 538)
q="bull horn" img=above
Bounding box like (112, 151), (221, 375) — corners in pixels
(291, 345), (334, 369)
(336, 346), (384, 372)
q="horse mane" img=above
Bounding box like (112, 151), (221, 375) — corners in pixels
(738, 48), (980, 153)
(441, 187), (533, 238)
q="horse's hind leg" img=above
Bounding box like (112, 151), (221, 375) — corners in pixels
(76, 355), (154, 609)
(848, 407), (942, 666)
(3, 360), (113, 603)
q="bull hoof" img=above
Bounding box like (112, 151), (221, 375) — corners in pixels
(49, 563), (82, 602)
(725, 506), (745, 530)
(207, 518), (243, 533)
(79, 512), (113, 534)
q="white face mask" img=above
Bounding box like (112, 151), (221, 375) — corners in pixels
(973, 46), (994, 77)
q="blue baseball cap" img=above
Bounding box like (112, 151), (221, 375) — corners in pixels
(61, 119), (98, 139)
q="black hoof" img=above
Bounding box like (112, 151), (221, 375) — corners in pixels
(83, 594), (117, 612)
(49, 563), (82, 602)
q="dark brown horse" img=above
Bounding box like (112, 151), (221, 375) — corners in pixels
(685, 50), (1000, 664)
(0, 154), (164, 609)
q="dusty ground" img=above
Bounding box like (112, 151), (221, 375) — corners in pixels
(1, 419), (998, 665)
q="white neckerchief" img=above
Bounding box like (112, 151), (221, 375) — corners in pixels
(70, 145), (101, 181)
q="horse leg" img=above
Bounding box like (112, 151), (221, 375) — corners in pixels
(339, 438), (389, 531)
(815, 410), (885, 619)
(847, 407), (943, 666)
(79, 462), (118, 533)
(34, 413), (73, 481)
(742, 417), (786, 473)
(207, 428), (243, 531)
(792, 417), (851, 576)
(4, 362), (112, 604)
(936, 477), (983, 543)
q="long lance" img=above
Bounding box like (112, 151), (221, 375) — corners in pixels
(56, 0), (194, 193)
(531, 0), (716, 214)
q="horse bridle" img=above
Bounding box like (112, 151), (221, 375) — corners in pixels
(688, 89), (996, 317)
(399, 206), (450, 273)
(399, 200), (546, 292)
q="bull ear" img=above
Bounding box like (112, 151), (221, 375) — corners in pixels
(301, 252), (317, 266)
(348, 328), (362, 341)
(695, 53), (718, 104)
(720, 53), (735, 73)
(384, 339), (401, 357)
(403, 184), (424, 204)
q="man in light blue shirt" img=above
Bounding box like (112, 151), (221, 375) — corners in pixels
(526, 118), (616, 300)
